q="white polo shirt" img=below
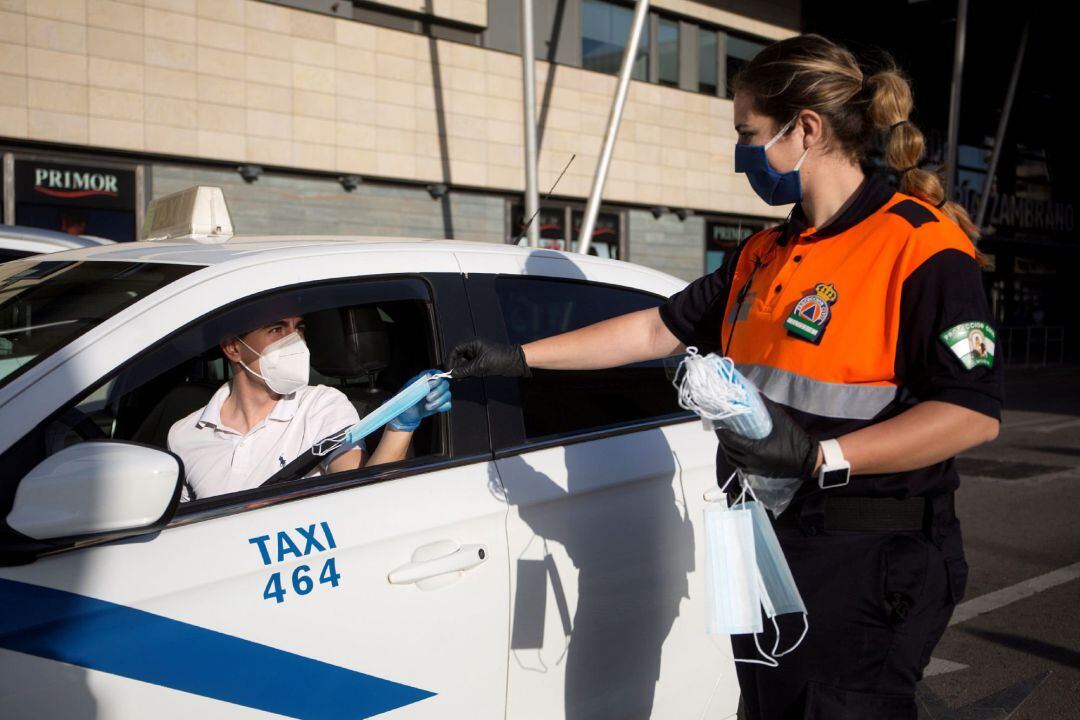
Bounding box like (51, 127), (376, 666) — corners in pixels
(168, 383), (361, 501)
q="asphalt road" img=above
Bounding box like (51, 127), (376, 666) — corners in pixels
(916, 364), (1080, 720)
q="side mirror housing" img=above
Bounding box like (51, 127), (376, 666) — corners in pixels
(3, 441), (182, 561)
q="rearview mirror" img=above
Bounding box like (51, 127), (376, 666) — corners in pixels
(6, 441), (182, 544)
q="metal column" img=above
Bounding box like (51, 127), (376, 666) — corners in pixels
(578, 0), (649, 255)
(944, 0), (968, 200)
(977, 17), (1029, 228)
(2, 153), (13, 225)
(520, 0), (541, 247)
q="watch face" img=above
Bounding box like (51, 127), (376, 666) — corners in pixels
(821, 467), (849, 489)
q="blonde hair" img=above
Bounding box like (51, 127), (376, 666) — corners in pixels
(733, 34), (983, 256)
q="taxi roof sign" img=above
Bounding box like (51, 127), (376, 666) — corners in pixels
(142, 186), (234, 243)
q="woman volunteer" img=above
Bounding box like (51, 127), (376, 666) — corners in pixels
(447, 34), (1003, 719)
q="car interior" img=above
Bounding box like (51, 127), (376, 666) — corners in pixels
(41, 296), (442, 496)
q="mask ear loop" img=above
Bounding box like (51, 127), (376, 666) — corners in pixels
(720, 469), (740, 494)
(736, 469), (762, 505)
(734, 631), (779, 668)
(793, 146), (810, 171)
(733, 569), (779, 667)
(736, 474), (807, 660)
(772, 614), (809, 658)
(763, 115), (809, 172)
(763, 116), (797, 150)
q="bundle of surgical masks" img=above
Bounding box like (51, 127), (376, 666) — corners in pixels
(703, 472), (808, 665)
(673, 348), (800, 516)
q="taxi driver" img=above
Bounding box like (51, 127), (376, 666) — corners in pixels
(168, 316), (450, 501)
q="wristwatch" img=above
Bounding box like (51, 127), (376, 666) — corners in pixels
(817, 438), (851, 489)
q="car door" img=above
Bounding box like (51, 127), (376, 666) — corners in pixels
(0, 257), (510, 719)
(455, 247), (738, 719)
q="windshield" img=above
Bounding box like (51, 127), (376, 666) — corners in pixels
(0, 259), (199, 390)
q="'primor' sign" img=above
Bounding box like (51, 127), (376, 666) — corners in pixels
(33, 168), (119, 198)
(14, 159), (135, 210)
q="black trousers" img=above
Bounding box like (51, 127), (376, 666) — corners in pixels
(733, 513), (969, 720)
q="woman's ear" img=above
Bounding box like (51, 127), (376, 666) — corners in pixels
(797, 109), (824, 150)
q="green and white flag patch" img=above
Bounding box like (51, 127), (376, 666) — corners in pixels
(939, 321), (996, 369)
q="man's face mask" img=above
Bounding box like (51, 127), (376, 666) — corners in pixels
(237, 331), (310, 395)
(734, 115), (809, 206)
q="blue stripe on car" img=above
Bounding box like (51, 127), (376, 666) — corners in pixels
(0, 578), (435, 719)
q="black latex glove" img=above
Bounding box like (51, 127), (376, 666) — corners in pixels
(715, 396), (818, 480)
(446, 338), (531, 379)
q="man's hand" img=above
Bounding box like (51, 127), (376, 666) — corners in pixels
(446, 339), (531, 379)
(716, 396), (818, 480)
(388, 370), (452, 432)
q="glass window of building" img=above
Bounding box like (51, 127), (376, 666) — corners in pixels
(510, 206), (567, 248)
(582, 0), (648, 80)
(725, 35), (766, 99)
(657, 17), (679, 87)
(510, 205), (621, 259)
(698, 28), (718, 94)
(705, 220), (762, 273)
(571, 210), (621, 259)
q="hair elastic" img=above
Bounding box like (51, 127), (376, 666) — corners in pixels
(935, 197), (949, 208)
(885, 119), (911, 144)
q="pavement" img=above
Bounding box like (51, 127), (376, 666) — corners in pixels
(916, 364), (1080, 720)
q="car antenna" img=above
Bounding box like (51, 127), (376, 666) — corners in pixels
(513, 154), (576, 246)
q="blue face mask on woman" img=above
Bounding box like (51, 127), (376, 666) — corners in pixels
(734, 116), (809, 206)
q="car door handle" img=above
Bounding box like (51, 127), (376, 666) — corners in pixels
(388, 543), (488, 586)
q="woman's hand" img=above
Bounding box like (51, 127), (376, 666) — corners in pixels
(716, 396), (818, 480)
(446, 339), (530, 379)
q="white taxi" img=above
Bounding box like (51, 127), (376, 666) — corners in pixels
(0, 187), (737, 719)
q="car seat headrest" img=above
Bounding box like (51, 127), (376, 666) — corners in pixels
(306, 305), (391, 379)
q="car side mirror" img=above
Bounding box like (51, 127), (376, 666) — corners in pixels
(3, 441), (182, 559)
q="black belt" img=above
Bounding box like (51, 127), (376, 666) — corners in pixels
(775, 494), (954, 533)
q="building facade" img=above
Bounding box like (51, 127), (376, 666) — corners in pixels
(0, 0), (799, 280)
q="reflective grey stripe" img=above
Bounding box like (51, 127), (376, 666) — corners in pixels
(737, 364), (898, 420)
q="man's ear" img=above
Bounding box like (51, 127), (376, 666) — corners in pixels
(221, 337), (242, 363)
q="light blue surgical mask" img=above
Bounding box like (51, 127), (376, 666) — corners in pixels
(734, 116), (809, 206)
(743, 499), (808, 657)
(313, 372), (450, 456)
(703, 502), (761, 637)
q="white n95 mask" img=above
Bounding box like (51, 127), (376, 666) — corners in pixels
(238, 332), (310, 395)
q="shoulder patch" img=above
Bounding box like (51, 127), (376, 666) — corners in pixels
(940, 322), (995, 369)
(887, 199), (939, 228)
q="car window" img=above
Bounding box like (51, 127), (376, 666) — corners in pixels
(495, 276), (688, 442)
(0, 259), (198, 390)
(0, 249), (34, 264)
(1, 278), (446, 508)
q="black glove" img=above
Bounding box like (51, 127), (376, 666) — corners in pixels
(446, 339), (531, 379)
(715, 396), (818, 480)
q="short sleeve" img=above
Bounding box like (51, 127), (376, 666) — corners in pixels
(658, 242), (743, 354)
(307, 386), (364, 455)
(896, 248), (1003, 419)
(167, 410), (199, 502)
